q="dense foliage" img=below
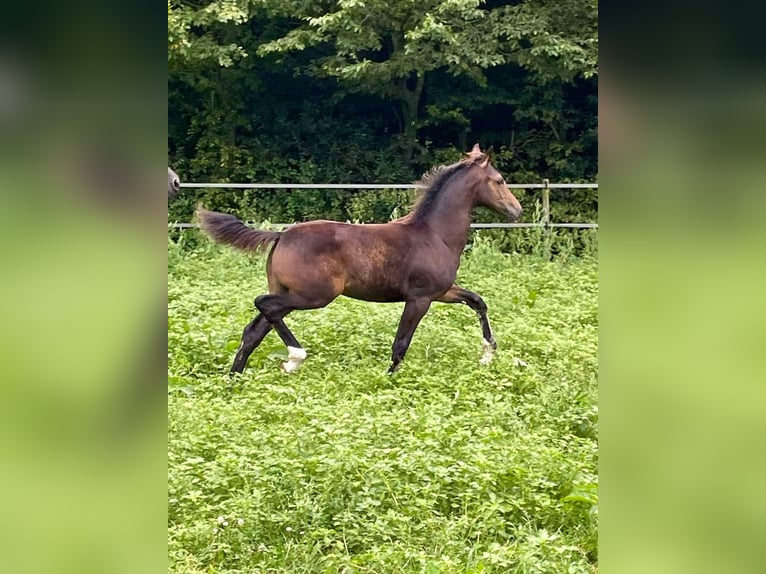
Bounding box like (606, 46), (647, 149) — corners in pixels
(168, 237), (598, 573)
(168, 0), (597, 228)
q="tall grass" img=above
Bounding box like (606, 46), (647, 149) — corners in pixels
(168, 239), (598, 573)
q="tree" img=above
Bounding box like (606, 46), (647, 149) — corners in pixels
(488, 0), (597, 83)
(255, 0), (502, 160)
(167, 0), (598, 234)
(254, 0), (597, 162)
(168, 0), (251, 68)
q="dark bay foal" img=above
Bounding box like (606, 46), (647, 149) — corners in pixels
(197, 144), (521, 374)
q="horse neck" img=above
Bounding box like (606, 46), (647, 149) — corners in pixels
(418, 172), (478, 253)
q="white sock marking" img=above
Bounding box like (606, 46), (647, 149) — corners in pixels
(282, 346), (307, 373)
(480, 338), (495, 365)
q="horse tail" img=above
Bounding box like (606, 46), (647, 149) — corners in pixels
(196, 207), (281, 253)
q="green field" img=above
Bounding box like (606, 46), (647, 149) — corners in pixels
(168, 237), (598, 573)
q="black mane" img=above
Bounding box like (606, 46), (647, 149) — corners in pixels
(410, 161), (469, 221)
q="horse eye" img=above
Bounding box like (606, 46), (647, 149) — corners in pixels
(495, 177), (504, 185)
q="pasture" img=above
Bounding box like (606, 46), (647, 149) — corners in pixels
(168, 236), (598, 573)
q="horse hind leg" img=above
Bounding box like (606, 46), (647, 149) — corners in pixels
(255, 291), (334, 373)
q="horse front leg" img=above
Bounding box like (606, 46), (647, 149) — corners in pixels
(437, 284), (497, 364)
(388, 298), (432, 373)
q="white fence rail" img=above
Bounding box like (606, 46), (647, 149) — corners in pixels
(171, 180), (598, 229)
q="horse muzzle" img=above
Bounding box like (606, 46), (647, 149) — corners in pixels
(505, 203), (522, 222)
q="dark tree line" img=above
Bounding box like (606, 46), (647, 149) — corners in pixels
(168, 0), (597, 228)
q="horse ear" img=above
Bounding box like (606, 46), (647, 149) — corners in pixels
(471, 143), (482, 155)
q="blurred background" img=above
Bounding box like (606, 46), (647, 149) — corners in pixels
(600, 2), (766, 573)
(0, 2), (166, 573)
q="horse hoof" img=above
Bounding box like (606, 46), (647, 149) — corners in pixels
(281, 361), (299, 373)
(480, 339), (495, 365)
(281, 346), (306, 373)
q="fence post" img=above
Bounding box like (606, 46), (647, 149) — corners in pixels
(542, 178), (551, 227)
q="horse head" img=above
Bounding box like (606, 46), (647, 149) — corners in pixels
(168, 167), (181, 197)
(467, 144), (522, 222)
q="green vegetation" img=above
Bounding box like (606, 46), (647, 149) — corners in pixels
(168, 235), (598, 573)
(168, 0), (598, 230)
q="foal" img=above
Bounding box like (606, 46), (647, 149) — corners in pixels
(197, 144), (521, 374)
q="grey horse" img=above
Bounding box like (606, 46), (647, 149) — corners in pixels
(168, 167), (180, 196)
